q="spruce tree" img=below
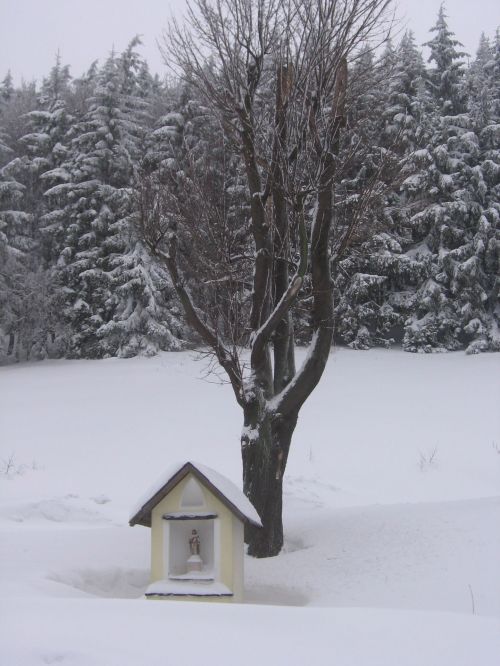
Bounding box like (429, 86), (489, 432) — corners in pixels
(424, 4), (467, 115)
(402, 7), (471, 351)
(333, 43), (413, 349)
(52, 51), (134, 357)
(97, 42), (187, 356)
(49, 41), (186, 358)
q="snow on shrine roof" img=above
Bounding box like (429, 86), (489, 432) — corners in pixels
(129, 461), (262, 528)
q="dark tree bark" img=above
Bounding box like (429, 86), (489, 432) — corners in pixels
(139, 0), (392, 557)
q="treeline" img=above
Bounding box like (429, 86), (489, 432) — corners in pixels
(0, 8), (499, 362)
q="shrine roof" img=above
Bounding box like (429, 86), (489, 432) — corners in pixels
(129, 461), (262, 528)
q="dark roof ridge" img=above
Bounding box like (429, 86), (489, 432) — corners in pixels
(129, 460), (262, 528)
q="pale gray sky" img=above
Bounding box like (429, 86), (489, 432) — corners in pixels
(1, 0), (498, 84)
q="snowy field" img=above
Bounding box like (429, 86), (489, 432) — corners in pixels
(1, 348), (499, 665)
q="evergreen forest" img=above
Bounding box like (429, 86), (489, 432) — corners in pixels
(1, 7), (499, 363)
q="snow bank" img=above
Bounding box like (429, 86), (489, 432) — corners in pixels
(1, 599), (499, 666)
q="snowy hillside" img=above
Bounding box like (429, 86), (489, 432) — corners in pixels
(1, 349), (499, 664)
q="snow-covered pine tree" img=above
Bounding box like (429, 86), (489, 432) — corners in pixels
(47, 40), (186, 358)
(0, 82), (40, 263)
(456, 30), (500, 352)
(424, 4), (468, 116)
(401, 7), (473, 351)
(333, 43), (413, 349)
(28, 55), (74, 267)
(467, 33), (493, 129)
(403, 18), (500, 353)
(0, 138), (23, 358)
(96, 41), (187, 357)
(1, 57), (76, 360)
(0, 81), (19, 358)
(333, 46), (390, 348)
(0, 79), (53, 360)
(50, 50), (136, 357)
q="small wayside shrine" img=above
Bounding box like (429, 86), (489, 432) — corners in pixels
(129, 461), (262, 602)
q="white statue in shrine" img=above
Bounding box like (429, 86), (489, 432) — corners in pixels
(187, 528), (202, 572)
(189, 529), (201, 555)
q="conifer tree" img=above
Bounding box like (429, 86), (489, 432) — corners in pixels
(402, 7), (471, 351)
(52, 51), (135, 357)
(0, 82), (45, 359)
(424, 4), (467, 115)
(47, 41), (186, 358)
(333, 42), (411, 349)
(97, 42), (187, 356)
(21, 56), (73, 266)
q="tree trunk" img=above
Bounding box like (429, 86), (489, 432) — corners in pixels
(7, 332), (15, 357)
(242, 398), (297, 557)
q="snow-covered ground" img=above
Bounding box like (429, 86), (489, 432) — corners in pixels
(1, 349), (499, 664)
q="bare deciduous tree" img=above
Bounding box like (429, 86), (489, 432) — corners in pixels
(139, 0), (392, 557)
